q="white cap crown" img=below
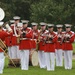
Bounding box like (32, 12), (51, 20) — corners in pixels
(13, 16), (20, 20)
(56, 24), (63, 28)
(47, 24), (54, 27)
(31, 22), (38, 26)
(21, 20), (29, 24)
(40, 22), (47, 26)
(65, 24), (72, 27)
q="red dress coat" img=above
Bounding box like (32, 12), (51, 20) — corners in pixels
(38, 30), (48, 51)
(11, 24), (18, 46)
(19, 27), (33, 50)
(0, 30), (13, 52)
(5, 36), (12, 47)
(31, 30), (39, 49)
(63, 31), (75, 50)
(55, 32), (64, 50)
(44, 31), (57, 52)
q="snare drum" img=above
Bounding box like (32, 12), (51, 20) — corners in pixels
(29, 50), (39, 66)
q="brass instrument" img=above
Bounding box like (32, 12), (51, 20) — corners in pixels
(16, 27), (31, 44)
(57, 33), (63, 44)
(36, 29), (45, 44)
(14, 23), (23, 44)
(43, 31), (57, 44)
(0, 8), (16, 67)
(3, 22), (12, 32)
(35, 29), (43, 50)
(0, 8), (5, 21)
(16, 35), (20, 44)
(43, 33), (53, 45)
(0, 47), (16, 67)
(0, 39), (7, 50)
(63, 32), (74, 43)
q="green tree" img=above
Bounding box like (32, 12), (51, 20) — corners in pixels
(30, 0), (75, 25)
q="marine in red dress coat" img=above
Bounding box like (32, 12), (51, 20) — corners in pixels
(63, 31), (74, 50)
(38, 29), (48, 51)
(10, 24), (18, 46)
(31, 22), (39, 49)
(11, 16), (20, 46)
(44, 24), (57, 52)
(0, 22), (13, 52)
(63, 24), (75, 70)
(55, 25), (64, 50)
(5, 20), (15, 47)
(18, 21), (33, 50)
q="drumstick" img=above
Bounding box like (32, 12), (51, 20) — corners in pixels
(0, 47), (16, 67)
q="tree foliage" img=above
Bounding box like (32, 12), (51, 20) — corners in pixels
(30, 0), (75, 25)
(0, 0), (75, 27)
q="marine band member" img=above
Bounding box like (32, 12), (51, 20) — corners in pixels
(63, 24), (75, 70)
(38, 22), (47, 69)
(44, 24), (57, 71)
(0, 22), (13, 74)
(55, 24), (64, 67)
(9, 16), (21, 67)
(18, 20), (33, 70)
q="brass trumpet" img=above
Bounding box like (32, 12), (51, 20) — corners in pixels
(3, 22), (12, 32)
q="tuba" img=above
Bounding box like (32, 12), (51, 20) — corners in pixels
(0, 8), (5, 21)
(0, 8), (12, 32)
(0, 39), (7, 50)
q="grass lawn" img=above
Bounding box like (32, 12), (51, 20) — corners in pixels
(2, 57), (75, 75)
(1, 43), (75, 75)
(73, 43), (75, 54)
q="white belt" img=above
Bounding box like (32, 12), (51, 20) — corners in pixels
(20, 38), (29, 40)
(46, 41), (53, 43)
(30, 39), (36, 40)
(20, 38), (37, 41)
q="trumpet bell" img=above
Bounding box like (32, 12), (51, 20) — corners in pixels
(3, 22), (12, 32)
(5, 23), (12, 32)
(0, 8), (5, 21)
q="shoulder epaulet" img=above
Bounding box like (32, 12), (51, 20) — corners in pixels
(70, 31), (74, 34)
(54, 32), (57, 34)
(38, 29), (40, 32)
(53, 31), (57, 34)
(44, 30), (48, 34)
(28, 27), (32, 29)
(2, 28), (6, 31)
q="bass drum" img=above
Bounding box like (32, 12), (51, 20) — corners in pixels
(29, 50), (39, 66)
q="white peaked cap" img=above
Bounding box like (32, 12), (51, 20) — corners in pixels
(10, 20), (15, 23)
(56, 24), (63, 28)
(0, 22), (4, 26)
(65, 24), (72, 27)
(21, 20), (29, 24)
(47, 24), (54, 27)
(40, 22), (47, 26)
(31, 22), (38, 26)
(13, 16), (20, 20)
(17, 23), (23, 27)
